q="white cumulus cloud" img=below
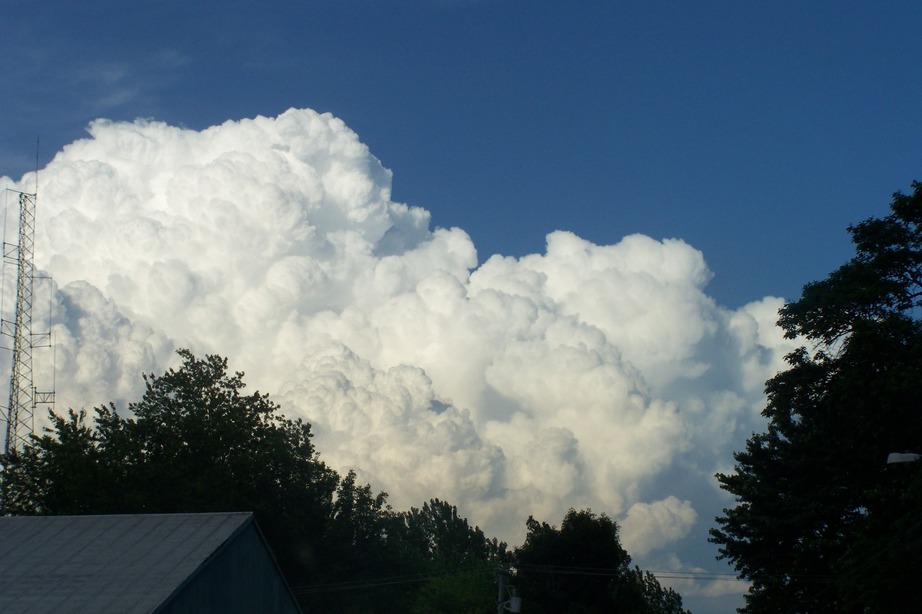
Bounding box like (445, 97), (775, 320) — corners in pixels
(621, 496), (698, 557)
(1, 109), (796, 588)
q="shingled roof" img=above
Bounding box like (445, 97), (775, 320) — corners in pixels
(0, 512), (301, 614)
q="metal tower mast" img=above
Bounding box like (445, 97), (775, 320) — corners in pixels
(2, 191), (52, 460)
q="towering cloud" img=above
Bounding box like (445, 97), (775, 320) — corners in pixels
(1, 109), (793, 600)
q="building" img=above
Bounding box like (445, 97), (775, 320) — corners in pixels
(0, 511), (302, 613)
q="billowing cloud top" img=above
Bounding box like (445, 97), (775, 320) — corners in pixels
(1, 109), (793, 600)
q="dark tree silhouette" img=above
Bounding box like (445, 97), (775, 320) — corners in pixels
(711, 182), (922, 613)
(514, 508), (689, 614)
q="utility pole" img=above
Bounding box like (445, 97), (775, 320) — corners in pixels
(496, 568), (522, 613)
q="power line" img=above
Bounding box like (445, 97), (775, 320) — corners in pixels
(290, 561), (746, 595)
(290, 562), (493, 594)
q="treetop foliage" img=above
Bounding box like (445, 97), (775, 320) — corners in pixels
(514, 508), (689, 614)
(778, 180), (922, 345)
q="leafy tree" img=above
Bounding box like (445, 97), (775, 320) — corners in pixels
(513, 508), (689, 614)
(328, 470), (393, 566)
(305, 470), (407, 613)
(408, 568), (497, 614)
(1, 350), (340, 586)
(0, 408), (119, 514)
(633, 568), (691, 614)
(293, 497), (509, 613)
(395, 498), (510, 613)
(397, 498), (509, 568)
(710, 182), (922, 613)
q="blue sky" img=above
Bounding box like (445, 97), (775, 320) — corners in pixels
(3, 3), (922, 611)
(5, 1), (921, 308)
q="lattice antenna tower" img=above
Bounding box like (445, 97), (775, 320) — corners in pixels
(2, 183), (54, 462)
